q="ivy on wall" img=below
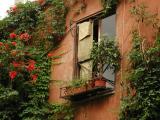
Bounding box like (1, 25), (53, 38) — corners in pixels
(0, 0), (121, 119)
(0, 1), (73, 120)
(120, 2), (160, 120)
(101, 0), (119, 14)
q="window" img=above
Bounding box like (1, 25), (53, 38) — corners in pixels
(100, 14), (116, 84)
(77, 13), (116, 83)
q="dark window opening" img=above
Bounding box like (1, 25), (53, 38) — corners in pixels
(93, 20), (99, 43)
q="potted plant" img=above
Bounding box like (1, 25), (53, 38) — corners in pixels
(90, 36), (120, 87)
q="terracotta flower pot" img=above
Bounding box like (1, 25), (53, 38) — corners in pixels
(86, 80), (94, 90)
(94, 79), (106, 87)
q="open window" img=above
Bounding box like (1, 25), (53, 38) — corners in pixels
(100, 14), (116, 85)
(77, 14), (116, 83)
(60, 13), (117, 102)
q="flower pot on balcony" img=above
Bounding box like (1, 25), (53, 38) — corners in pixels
(94, 79), (106, 87)
(86, 80), (95, 90)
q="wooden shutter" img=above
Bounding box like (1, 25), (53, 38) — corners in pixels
(78, 21), (93, 79)
(78, 21), (93, 62)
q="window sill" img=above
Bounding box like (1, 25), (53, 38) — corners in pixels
(60, 82), (114, 103)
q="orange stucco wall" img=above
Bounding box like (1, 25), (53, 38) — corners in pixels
(49, 0), (103, 103)
(49, 0), (160, 119)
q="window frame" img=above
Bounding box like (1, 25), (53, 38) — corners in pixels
(75, 11), (116, 81)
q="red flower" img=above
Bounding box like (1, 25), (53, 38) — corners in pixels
(0, 42), (3, 46)
(12, 6), (17, 12)
(31, 74), (38, 81)
(27, 63), (35, 72)
(12, 61), (21, 67)
(9, 71), (17, 80)
(20, 33), (31, 41)
(47, 53), (52, 57)
(10, 33), (17, 39)
(11, 41), (17, 46)
(7, 6), (17, 14)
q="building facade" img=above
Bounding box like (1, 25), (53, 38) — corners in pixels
(49, 0), (160, 120)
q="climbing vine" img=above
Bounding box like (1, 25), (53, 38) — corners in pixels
(120, 2), (160, 120)
(101, 0), (119, 14)
(0, 0), (73, 120)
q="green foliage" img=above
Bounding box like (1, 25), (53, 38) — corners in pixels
(0, 0), (73, 120)
(120, 31), (160, 120)
(67, 78), (88, 88)
(120, 4), (160, 119)
(0, 85), (20, 120)
(46, 0), (66, 36)
(0, 2), (41, 39)
(50, 103), (74, 120)
(0, 0), (66, 48)
(90, 36), (120, 78)
(101, 0), (118, 14)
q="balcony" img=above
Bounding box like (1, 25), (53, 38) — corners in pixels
(60, 79), (114, 103)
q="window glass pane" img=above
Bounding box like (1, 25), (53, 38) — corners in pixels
(101, 14), (116, 38)
(103, 67), (115, 83)
(101, 14), (116, 83)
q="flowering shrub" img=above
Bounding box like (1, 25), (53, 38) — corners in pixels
(0, 33), (38, 83)
(7, 6), (17, 14)
(20, 33), (31, 41)
(0, 32), (53, 119)
(0, 0), (73, 120)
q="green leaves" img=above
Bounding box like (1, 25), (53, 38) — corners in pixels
(0, 0), (72, 119)
(90, 36), (120, 76)
(120, 30), (160, 120)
